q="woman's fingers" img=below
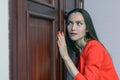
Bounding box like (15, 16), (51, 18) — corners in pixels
(61, 32), (65, 39)
(59, 32), (63, 39)
(57, 32), (61, 42)
(57, 31), (66, 49)
(57, 31), (69, 59)
(57, 32), (64, 43)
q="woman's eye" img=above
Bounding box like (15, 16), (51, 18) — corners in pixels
(67, 22), (73, 26)
(76, 22), (82, 26)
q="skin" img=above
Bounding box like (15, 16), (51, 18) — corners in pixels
(57, 12), (88, 77)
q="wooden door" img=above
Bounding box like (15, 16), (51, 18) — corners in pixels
(27, 1), (58, 80)
(9, 0), (84, 80)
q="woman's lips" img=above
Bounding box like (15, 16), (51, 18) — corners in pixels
(71, 33), (77, 36)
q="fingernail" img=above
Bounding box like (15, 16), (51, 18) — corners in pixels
(62, 32), (64, 34)
(57, 32), (59, 35)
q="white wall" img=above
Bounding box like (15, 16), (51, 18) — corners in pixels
(85, 0), (120, 78)
(0, 0), (9, 80)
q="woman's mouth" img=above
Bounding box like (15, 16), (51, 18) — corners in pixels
(71, 33), (77, 36)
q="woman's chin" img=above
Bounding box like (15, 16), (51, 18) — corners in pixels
(70, 37), (78, 41)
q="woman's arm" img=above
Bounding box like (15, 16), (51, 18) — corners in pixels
(57, 32), (79, 77)
(63, 53), (79, 77)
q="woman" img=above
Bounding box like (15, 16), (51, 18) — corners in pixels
(57, 8), (119, 80)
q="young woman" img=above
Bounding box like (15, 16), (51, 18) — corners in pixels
(57, 8), (119, 80)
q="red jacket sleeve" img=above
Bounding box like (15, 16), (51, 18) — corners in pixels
(74, 43), (104, 80)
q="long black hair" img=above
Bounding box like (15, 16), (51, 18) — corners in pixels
(65, 8), (99, 54)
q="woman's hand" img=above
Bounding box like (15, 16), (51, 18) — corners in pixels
(57, 32), (69, 59)
(57, 32), (79, 77)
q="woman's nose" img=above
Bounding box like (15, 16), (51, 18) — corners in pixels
(71, 24), (77, 30)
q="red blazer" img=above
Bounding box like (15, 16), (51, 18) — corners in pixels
(74, 39), (119, 80)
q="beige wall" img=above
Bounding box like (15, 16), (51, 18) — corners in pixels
(0, 0), (9, 80)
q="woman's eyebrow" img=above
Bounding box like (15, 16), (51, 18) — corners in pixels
(76, 21), (82, 23)
(68, 20), (84, 24)
(67, 20), (73, 23)
(76, 20), (84, 23)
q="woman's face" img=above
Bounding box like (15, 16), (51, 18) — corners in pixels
(67, 12), (87, 42)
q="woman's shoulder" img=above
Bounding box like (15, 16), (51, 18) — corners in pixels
(82, 38), (107, 55)
(87, 38), (102, 47)
(84, 38), (106, 52)
(83, 38), (106, 58)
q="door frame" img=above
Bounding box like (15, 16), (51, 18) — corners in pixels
(9, 0), (28, 80)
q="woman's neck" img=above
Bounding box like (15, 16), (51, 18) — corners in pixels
(75, 38), (87, 51)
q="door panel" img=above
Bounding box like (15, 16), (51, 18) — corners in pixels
(27, 0), (57, 80)
(27, 11), (55, 80)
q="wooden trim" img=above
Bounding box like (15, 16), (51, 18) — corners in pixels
(28, 11), (55, 20)
(79, 0), (84, 8)
(9, 0), (18, 80)
(75, 0), (84, 8)
(9, 0), (28, 80)
(26, 11), (30, 80)
(31, 0), (55, 9)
